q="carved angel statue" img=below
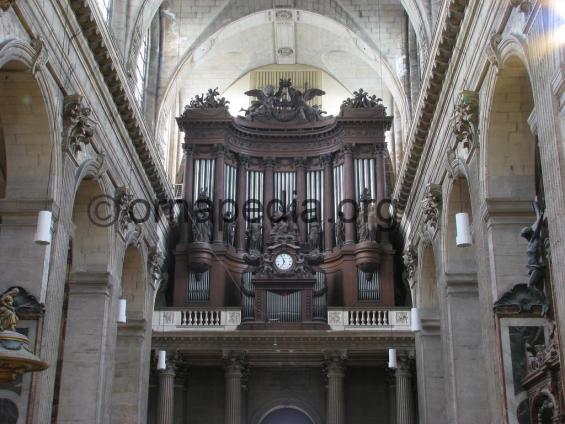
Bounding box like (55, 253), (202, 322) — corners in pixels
(287, 85), (326, 121)
(0, 288), (19, 332)
(241, 85), (278, 120)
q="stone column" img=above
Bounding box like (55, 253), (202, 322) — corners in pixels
(157, 359), (176, 424)
(387, 368), (397, 424)
(395, 355), (415, 424)
(57, 271), (114, 424)
(415, 310), (446, 424)
(224, 352), (246, 424)
(325, 352), (346, 424)
(182, 144), (194, 243)
(213, 144), (226, 243)
(295, 158), (307, 244)
(322, 153), (335, 251)
(236, 154), (248, 251)
(342, 144), (356, 244)
(263, 158), (275, 247)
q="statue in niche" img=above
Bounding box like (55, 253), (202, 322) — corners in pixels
(357, 188), (374, 242)
(0, 288), (19, 332)
(335, 212), (345, 247)
(248, 222), (262, 253)
(192, 187), (211, 242)
(521, 198), (545, 291)
(270, 204), (298, 243)
(308, 222), (321, 252)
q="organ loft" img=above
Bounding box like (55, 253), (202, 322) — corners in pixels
(150, 80), (414, 423)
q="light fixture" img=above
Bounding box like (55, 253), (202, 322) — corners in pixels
(117, 298), (127, 323)
(388, 348), (397, 369)
(34, 210), (52, 245)
(157, 350), (167, 370)
(455, 212), (472, 247)
(411, 307), (422, 332)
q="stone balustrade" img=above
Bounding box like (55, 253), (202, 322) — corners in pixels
(153, 307), (411, 332)
(327, 307), (411, 331)
(152, 308), (242, 331)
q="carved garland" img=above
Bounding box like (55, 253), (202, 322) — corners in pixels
(452, 90), (479, 151)
(63, 94), (95, 159)
(421, 184), (442, 238)
(402, 245), (418, 289)
(149, 250), (165, 291)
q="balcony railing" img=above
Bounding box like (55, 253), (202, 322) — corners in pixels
(326, 307), (411, 331)
(152, 307), (411, 332)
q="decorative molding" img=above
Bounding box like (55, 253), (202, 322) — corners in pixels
(452, 90), (479, 151)
(68, 0), (171, 201)
(393, 0), (469, 214)
(420, 183), (442, 238)
(182, 143), (194, 157)
(62, 94), (95, 160)
(485, 32), (503, 75)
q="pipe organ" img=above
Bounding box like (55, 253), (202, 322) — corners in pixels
(173, 80), (396, 325)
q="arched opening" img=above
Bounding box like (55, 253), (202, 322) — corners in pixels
(483, 56), (540, 297)
(55, 178), (114, 423)
(111, 245), (150, 423)
(441, 176), (489, 422)
(0, 60), (54, 298)
(486, 56), (535, 201)
(419, 244), (438, 309)
(260, 407), (314, 424)
(445, 178), (476, 274)
(415, 243), (446, 423)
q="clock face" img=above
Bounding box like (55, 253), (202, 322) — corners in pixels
(274, 253), (293, 271)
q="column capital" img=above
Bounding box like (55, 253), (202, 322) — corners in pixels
(395, 353), (414, 376)
(294, 158), (306, 168)
(214, 144), (227, 157)
(223, 351), (247, 375)
(320, 153), (333, 168)
(342, 144), (354, 155)
(182, 143), (194, 157)
(236, 153), (249, 168)
(263, 158), (276, 169)
(323, 350), (347, 376)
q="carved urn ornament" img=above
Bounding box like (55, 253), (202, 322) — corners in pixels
(0, 288), (47, 383)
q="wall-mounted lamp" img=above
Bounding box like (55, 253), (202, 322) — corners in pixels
(34, 211), (52, 245)
(411, 307), (422, 332)
(388, 348), (397, 369)
(117, 298), (127, 323)
(157, 350), (167, 370)
(455, 212), (472, 247)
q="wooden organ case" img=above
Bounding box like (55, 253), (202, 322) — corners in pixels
(172, 81), (396, 329)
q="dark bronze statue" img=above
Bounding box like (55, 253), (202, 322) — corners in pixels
(521, 198), (545, 291)
(241, 79), (326, 122)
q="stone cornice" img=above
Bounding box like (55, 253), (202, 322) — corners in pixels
(393, 0), (469, 216)
(69, 1), (171, 202)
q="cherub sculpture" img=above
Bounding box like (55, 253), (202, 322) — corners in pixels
(0, 288), (19, 332)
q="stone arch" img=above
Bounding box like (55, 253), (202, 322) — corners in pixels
(483, 53), (536, 201)
(260, 406), (314, 424)
(253, 398), (322, 424)
(438, 175), (489, 423)
(0, 41), (62, 301)
(443, 177), (476, 274)
(418, 241), (438, 309)
(479, 51), (540, 298)
(55, 176), (116, 423)
(111, 243), (152, 423)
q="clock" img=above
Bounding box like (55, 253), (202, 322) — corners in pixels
(274, 252), (294, 271)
